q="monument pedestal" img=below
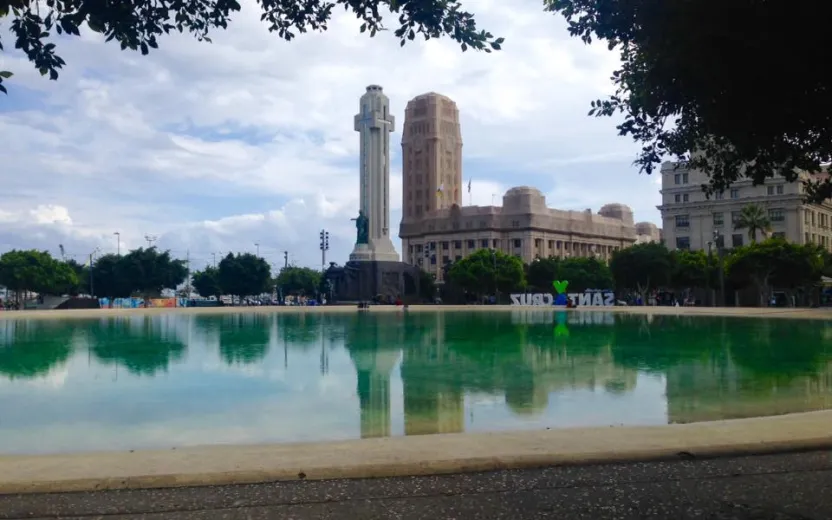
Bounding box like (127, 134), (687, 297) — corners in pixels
(325, 260), (421, 303)
(349, 240), (400, 263)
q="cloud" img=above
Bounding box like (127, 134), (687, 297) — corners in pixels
(0, 1), (661, 271)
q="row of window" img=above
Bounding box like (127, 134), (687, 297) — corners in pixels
(806, 210), (830, 228)
(675, 232), (786, 250)
(672, 185), (788, 205)
(409, 239), (623, 265)
(675, 209), (786, 229)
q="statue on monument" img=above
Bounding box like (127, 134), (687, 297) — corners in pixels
(352, 210), (369, 245)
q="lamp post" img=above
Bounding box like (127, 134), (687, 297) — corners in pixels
(255, 242), (260, 257)
(491, 248), (499, 304)
(89, 247), (100, 297)
(713, 229), (726, 306)
(114, 232), (121, 256)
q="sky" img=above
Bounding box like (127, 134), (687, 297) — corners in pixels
(0, 0), (663, 272)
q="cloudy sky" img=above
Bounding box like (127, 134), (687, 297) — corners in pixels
(0, 0), (662, 272)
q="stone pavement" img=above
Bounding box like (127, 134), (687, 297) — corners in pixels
(0, 450), (830, 519)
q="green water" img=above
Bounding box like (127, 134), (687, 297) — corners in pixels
(0, 311), (830, 455)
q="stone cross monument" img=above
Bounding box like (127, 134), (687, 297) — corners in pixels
(350, 85), (400, 262)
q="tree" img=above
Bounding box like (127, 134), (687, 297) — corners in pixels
(609, 242), (671, 301)
(734, 204), (771, 243)
(119, 247), (187, 299)
(0, 249), (78, 298)
(526, 257), (559, 292)
(0, 0), (502, 96)
(218, 253), (271, 297)
(275, 266), (320, 297)
(557, 257), (613, 292)
(91, 253), (132, 299)
(448, 249), (524, 299)
(669, 250), (708, 290)
(191, 266), (221, 298)
(546, 1), (832, 202)
(724, 240), (782, 307)
(64, 258), (88, 295)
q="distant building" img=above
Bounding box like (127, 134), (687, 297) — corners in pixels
(635, 222), (663, 244)
(400, 187), (641, 281)
(397, 91), (655, 281)
(658, 161), (832, 251)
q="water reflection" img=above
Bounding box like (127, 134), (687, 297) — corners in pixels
(0, 311), (830, 454)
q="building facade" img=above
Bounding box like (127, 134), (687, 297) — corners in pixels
(400, 187), (640, 281)
(401, 92), (463, 221)
(658, 161), (832, 251)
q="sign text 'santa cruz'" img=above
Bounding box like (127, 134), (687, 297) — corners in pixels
(510, 291), (615, 307)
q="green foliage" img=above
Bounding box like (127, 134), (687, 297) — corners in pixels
(609, 242), (671, 295)
(669, 249), (708, 289)
(418, 269), (436, 301)
(0, 0), (501, 95)
(0, 249), (78, 295)
(733, 204), (771, 243)
(274, 266), (320, 296)
(546, 1), (832, 202)
(527, 256), (613, 292)
(191, 266), (221, 298)
(91, 254), (132, 299)
(448, 249), (525, 297)
(64, 258), (88, 295)
(119, 247), (188, 298)
(218, 252), (271, 297)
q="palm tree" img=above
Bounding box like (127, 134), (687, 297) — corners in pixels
(734, 204), (771, 243)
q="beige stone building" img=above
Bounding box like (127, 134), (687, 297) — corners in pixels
(397, 91), (653, 281)
(658, 161), (832, 251)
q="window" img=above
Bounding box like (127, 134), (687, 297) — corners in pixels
(429, 242), (436, 250)
(442, 256), (450, 265)
(675, 214), (690, 228)
(455, 255), (462, 262)
(442, 241), (449, 250)
(675, 236), (690, 250)
(683, 193), (689, 202)
(480, 239), (489, 248)
(772, 232), (786, 239)
(674, 173), (681, 185)
(513, 239), (522, 248)
(768, 208), (785, 222)
(674, 194), (681, 203)
(776, 185), (784, 195)
(548, 240), (555, 250)
(430, 255), (436, 265)
(730, 188), (740, 199)
(682, 173), (689, 184)
(511, 220), (520, 228)
(492, 239), (499, 248)
(731, 211), (740, 225)
(453, 240), (462, 249)
(467, 240), (475, 248)
(715, 192), (724, 200)
(713, 212), (724, 226)
(732, 234), (744, 247)
(767, 186), (774, 195)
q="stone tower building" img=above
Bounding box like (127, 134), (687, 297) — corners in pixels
(401, 93), (463, 222)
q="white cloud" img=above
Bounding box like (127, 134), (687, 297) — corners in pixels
(0, 1), (661, 270)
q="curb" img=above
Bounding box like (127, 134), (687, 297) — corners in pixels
(1, 411), (831, 495)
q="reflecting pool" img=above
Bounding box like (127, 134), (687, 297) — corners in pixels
(0, 310), (830, 455)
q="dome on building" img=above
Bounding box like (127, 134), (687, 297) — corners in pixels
(598, 203), (634, 223)
(635, 221), (658, 234)
(505, 186), (544, 197)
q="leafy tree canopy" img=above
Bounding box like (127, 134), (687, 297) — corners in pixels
(526, 256), (612, 292)
(448, 249), (524, 297)
(669, 249), (709, 290)
(609, 242), (671, 296)
(546, 1), (832, 202)
(0, 249), (78, 295)
(733, 204), (771, 243)
(119, 247), (188, 297)
(91, 253), (132, 299)
(218, 252), (271, 297)
(275, 266), (320, 296)
(191, 265), (221, 298)
(0, 0), (502, 95)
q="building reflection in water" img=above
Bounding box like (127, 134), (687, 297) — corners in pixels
(346, 313), (404, 438)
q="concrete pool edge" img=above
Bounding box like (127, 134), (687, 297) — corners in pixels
(2, 304), (831, 320)
(1, 411), (830, 495)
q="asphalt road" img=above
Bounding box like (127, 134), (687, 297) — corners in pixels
(0, 450), (830, 519)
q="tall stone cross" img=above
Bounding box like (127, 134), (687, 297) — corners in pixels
(350, 85), (400, 263)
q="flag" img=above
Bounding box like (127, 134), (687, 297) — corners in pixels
(467, 179), (472, 193)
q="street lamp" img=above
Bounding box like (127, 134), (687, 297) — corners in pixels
(114, 232), (121, 256)
(712, 229), (726, 306)
(89, 247), (101, 297)
(255, 242), (260, 257)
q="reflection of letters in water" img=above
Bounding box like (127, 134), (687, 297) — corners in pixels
(510, 291), (615, 306)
